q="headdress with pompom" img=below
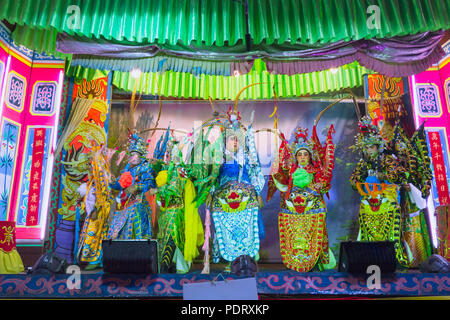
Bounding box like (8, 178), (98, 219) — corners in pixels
(291, 127), (315, 161)
(351, 116), (385, 153)
(127, 131), (149, 157)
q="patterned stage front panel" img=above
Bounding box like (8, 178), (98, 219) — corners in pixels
(5, 71), (27, 113)
(0, 271), (448, 298)
(30, 81), (57, 116)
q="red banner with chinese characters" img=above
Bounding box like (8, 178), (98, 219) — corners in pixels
(0, 221), (16, 253)
(428, 131), (450, 206)
(26, 128), (46, 226)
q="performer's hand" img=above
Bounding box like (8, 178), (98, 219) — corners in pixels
(258, 195), (264, 209)
(376, 172), (386, 180)
(205, 194), (212, 208)
(91, 209), (98, 221)
(402, 184), (411, 192)
(312, 182), (323, 190)
(125, 185), (138, 195)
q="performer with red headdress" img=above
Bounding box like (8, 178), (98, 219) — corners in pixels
(267, 123), (336, 272)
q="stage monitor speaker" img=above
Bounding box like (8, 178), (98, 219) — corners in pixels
(102, 239), (158, 274)
(31, 252), (68, 275)
(338, 241), (397, 273)
(419, 254), (450, 273)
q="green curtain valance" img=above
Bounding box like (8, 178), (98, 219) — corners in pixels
(1, 0), (448, 46)
(103, 61), (371, 100)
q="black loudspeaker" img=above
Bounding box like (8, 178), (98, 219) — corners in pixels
(338, 241), (397, 273)
(31, 252), (68, 275)
(231, 255), (258, 277)
(102, 239), (158, 274)
(419, 254), (450, 273)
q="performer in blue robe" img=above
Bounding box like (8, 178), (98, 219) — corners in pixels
(107, 133), (157, 240)
(207, 112), (266, 266)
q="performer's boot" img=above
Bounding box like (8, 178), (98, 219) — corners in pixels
(160, 238), (176, 273)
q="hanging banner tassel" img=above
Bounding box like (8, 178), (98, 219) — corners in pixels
(201, 207), (211, 274)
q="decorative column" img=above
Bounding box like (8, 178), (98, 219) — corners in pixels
(409, 39), (450, 258)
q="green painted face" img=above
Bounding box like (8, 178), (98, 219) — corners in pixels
(296, 149), (311, 167)
(364, 144), (379, 160)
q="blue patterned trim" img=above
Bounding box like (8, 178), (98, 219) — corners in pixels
(212, 206), (260, 262)
(0, 271), (448, 298)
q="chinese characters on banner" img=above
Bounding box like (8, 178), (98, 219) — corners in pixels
(25, 128), (46, 226)
(428, 131), (450, 206)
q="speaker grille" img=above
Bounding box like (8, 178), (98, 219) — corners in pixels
(338, 241), (397, 273)
(102, 239), (158, 274)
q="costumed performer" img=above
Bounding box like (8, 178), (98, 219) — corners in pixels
(201, 108), (266, 271)
(350, 116), (409, 266)
(267, 124), (336, 272)
(75, 145), (114, 270)
(107, 133), (157, 240)
(385, 120), (433, 267)
(155, 131), (204, 273)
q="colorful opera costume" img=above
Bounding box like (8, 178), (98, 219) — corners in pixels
(108, 133), (156, 240)
(75, 145), (113, 269)
(155, 138), (204, 273)
(56, 98), (108, 263)
(350, 116), (415, 266)
(190, 107), (265, 270)
(268, 125), (336, 272)
(385, 121), (433, 267)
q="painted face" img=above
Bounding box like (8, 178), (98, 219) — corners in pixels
(296, 149), (311, 167)
(226, 135), (239, 153)
(129, 152), (142, 165)
(364, 144), (379, 160)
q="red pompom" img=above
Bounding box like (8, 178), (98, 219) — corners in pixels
(119, 171), (133, 189)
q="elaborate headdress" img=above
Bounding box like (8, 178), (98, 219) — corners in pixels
(291, 127), (315, 160)
(127, 132), (148, 157)
(351, 116), (385, 153)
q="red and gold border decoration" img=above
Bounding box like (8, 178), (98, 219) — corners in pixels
(26, 128), (46, 226)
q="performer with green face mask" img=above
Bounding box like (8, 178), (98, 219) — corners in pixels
(350, 116), (410, 266)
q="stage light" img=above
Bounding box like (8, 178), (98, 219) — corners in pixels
(330, 68), (338, 74)
(131, 68), (142, 79)
(233, 70), (240, 77)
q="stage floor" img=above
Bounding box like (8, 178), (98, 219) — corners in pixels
(0, 264), (449, 299)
